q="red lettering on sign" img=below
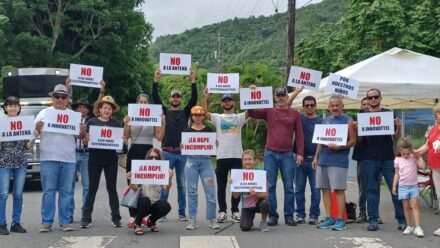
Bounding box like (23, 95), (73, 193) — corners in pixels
(80, 67), (92, 76)
(100, 129), (112, 138)
(369, 116), (382, 125)
(56, 114), (69, 124)
(170, 57), (181, 65)
(10, 121), (23, 131)
(250, 91), (262, 100)
(243, 172), (255, 181)
(300, 71), (311, 80)
(325, 128), (336, 136)
(139, 108), (151, 117)
(218, 75), (229, 84)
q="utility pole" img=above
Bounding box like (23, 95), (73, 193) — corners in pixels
(216, 31), (222, 72)
(286, 0), (296, 77)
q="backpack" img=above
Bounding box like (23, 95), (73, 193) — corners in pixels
(346, 202), (357, 220)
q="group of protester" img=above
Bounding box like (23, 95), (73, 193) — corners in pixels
(1, 68), (440, 238)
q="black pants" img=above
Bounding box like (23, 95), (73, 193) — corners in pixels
(216, 158), (242, 213)
(135, 197), (171, 226)
(126, 144), (153, 217)
(240, 199), (270, 231)
(82, 160), (120, 222)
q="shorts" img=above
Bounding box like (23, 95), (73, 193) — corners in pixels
(316, 166), (348, 190)
(398, 185), (419, 200)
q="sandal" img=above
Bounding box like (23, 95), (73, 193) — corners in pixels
(134, 225), (144, 235)
(150, 225), (159, 232)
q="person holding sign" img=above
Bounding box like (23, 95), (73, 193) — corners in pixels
(123, 94), (164, 228)
(183, 106), (220, 230)
(35, 84), (86, 232)
(152, 68), (197, 221)
(313, 95), (356, 231)
(126, 148), (172, 235)
(247, 86), (304, 227)
(0, 96), (38, 235)
(232, 150), (270, 232)
(81, 96), (124, 229)
(360, 88), (405, 232)
(202, 87), (248, 223)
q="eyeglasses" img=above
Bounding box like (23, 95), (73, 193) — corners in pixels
(53, 95), (68, 100)
(193, 114), (204, 117)
(367, 95), (380, 100)
(147, 156), (160, 160)
(304, 104), (315, 108)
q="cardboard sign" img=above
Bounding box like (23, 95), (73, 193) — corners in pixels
(130, 160), (169, 185)
(357, 111), (395, 136)
(160, 53), (191, 75)
(181, 132), (216, 156)
(69, 64), (103, 88)
(43, 109), (81, 135)
(88, 126), (124, 150)
(326, 73), (360, 99)
(312, 124), (348, 146)
(128, 104), (162, 127)
(230, 169), (266, 193)
(239, 87), (273, 109)
(287, 66), (322, 91)
(0, 116), (35, 142)
(207, 73), (239, 93)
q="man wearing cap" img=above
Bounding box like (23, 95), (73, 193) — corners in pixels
(247, 86), (304, 226)
(202, 87), (248, 223)
(152, 68), (197, 221)
(35, 84), (85, 232)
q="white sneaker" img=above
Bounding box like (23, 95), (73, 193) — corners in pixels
(209, 219), (220, 229)
(434, 227), (440, 236)
(414, 226), (424, 237)
(230, 212), (240, 222)
(403, 226), (414, 235)
(186, 220), (198, 230)
(217, 212), (227, 223)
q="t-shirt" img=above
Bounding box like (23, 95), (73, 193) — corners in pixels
(86, 117), (121, 164)
(140, 184), (162, 204)
(130, 125), (154, 145)
(35, 107), (76, 163)
(394, 154), (418, 186)
(240, 192), (258, 209)
(294, 114), (322, 157)
(248, 108), (304, 154)
(0, 140), (28, 168)
(183, 126), (213, 133)
(318, 114), (351, 168)
(427, 126), (440, 169)
(210, 112), (247, 159)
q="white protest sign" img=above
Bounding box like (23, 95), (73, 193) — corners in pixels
(88, 126), (124, 150)
(230, 169), (266, 193)
(43, 109), (81, 135)
(326, 73), (360, 99)
(0, 116), (35, 142)
(130, 160), (169, 185)
(69, 64), (103, 88)
(128, 104), (162, 127)
(181, 132), (216, 156)
(357, 111), (395, 136)
(287, 66), (322, 91)
(312, 124), (348, 146)
(207, 73), (239, 93)
(239, 87), (273, 109)
(160, 53), (191, 75)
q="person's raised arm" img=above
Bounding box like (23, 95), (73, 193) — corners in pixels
(287, 86), (304, 108)
(184, 68), (198, 116)
(98, 80), (106, 101)
(152, 68), (164, 106)
(201, 87), (212, 120)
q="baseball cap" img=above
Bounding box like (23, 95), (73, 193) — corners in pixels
(221, 94), (233, 101)
(170, 90), (182, 97)
(275, 87), (288, 96)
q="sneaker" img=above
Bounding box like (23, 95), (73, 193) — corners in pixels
(309, 219), (318, 225)
(158, 216), (167, 222)
(397, 223), (407, 231)
(285, 217), (297, 226)
(127, 217), (135, 228)
(10, 223), (26, 233)
(356, 215), (368, 224)
(209, 219), (220, 229)
(186, 220), (198, 230)
(403, 226), (414, 235)
(414, 226), (424, 237)
(217, 212), (227, 223)
(112, 220), (122, 227)
(267, 217), (278, 226)
(134, 225), (144, 235)
(367, 223), (379, 231)
(39, 224), (52, 233)
(317, 217), (335, 229)
(230, 212), (240, 223)
(141, 217), (148, 227)
(178, 215), (189, 222)
(331, 218), (346, 231)
(260, 221), (270, 232)
(0, 224), (9, 235)
(296, 217), (305, 224)
(80, 220), (91, 229)
(60, 224), (74, 232)
(377, 216), (383, 224)
(433, 227), (440, 236)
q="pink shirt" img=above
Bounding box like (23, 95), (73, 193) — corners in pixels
(394, 154), (418, 186)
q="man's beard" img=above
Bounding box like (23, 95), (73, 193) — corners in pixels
(223, 104), (234, 111)
(171, 101), (181, 107)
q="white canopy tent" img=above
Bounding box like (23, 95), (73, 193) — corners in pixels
(292, 47), (440, 109)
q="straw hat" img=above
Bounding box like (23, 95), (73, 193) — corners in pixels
(94, 95), (120, 114)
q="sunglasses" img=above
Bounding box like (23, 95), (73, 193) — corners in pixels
(147, 156), (160, 160)
(53, 95), (68, 100)
(304, 104), (315, 108)
(193, 114), (204, 117)
(367, 95), (380, 100)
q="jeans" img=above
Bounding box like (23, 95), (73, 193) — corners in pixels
(264, 150), (295, 220)
(40, 161), (76, 225)
(363, 160), (405, 224)
(357, 161), (381, 217)
(0, 167), (27, 225)
(216, 158), (241, 213)
(70, 152), (89, 218)
(185, 156), (216, 221)
(294, 158), (320, 219)
(160, 151), (187, 216)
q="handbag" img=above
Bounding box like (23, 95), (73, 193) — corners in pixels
(120, 186), (140, 208)
(119, 126), (144, 169)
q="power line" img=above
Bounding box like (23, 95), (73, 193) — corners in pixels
(250, 0), (261, 16)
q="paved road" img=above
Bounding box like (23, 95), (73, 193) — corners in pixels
(2, 165), (440, 248)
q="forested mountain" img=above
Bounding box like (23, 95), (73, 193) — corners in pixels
(150, 0), (349, 70)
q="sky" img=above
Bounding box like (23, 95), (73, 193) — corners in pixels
(141, 0), (323, 39)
